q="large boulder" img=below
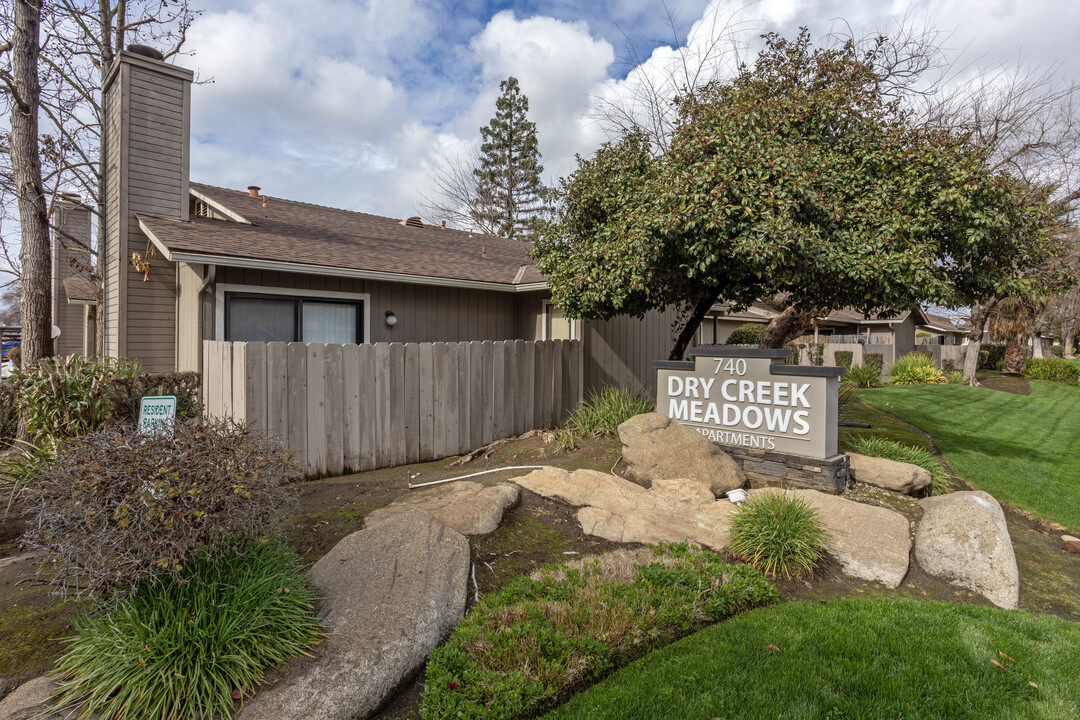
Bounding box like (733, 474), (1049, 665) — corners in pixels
(364, 481), (520, 535)
(848, 453), (931, 495)
(239, 512), (470, 720)
(747, 488), (911, 588)
(915, 491), (1019, 609)
(514, 468), (736, 551)
(0, 677), (94, 720)
(617, 413), (745, 497)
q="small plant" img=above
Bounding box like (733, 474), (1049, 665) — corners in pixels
(889, 352), (945, 385)
(48, 540), (322, 720)
(783, 341), (800, 365)
(865, 352), (884, 373)
(567, 385), (654, 436)
(807, 343), (825, 366)
(853, 437), (950, 495)
(916, 331), (932, 339)
(551, 427), (578, 452)
(724, 323), (766, 345)
(0, 381), (16, 448)
(728, 491), (829, 580)
(23, 417), (300, 597)
(421, 544), (777, 720)
(833, 350), (854, 368)
(978, 344), (1006, 370)
(1049, 345), (1064, 358)
(1022, 358), (1080, 385)
(842, 362), (879, 388)
(945, 369), (966, 384)
(942, 359), (958, 373)
(0, 443), (52, 514)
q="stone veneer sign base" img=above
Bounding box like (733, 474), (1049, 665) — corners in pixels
(656, 348), (849, 494)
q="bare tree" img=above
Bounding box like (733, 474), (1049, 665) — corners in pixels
(419, 150), (500, 235)
(0, 278), (18, 325)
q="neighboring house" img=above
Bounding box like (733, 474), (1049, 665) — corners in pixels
(52, 197), (98, 357)
(917, 312), (970, 346)
(95, 48), (681, 392)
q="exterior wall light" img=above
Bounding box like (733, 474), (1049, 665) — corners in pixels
(385, 310), (397, 327)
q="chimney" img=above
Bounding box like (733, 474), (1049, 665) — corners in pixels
(248, 186), (261, 198)
(441, 220), (446, 229)
(101, 46), (193, 366)
(51, 197), (92, 356)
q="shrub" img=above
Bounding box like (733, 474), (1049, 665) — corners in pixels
(941, 359), (958, 373)
(833, 350), (854, 368)
(978, 344), (1006, 370)
(1049, 345), (1064, 358)
(889, 352), (945, 385)
(842, 362), (879, 388)
(48, 540), (322, 720)
(23, 417), (300, 597)
(854, 437), (950, 495)
(865, 352), (884, 373)
(728, 491), (829, 579)
(1022, 358), (1080, 385)
(421, 544), (778, 720)
(945, 369), (966, 384)
(807, 342), (825, 366)
(0, 381), (16, 448)
(724, 323), (766, 346)
(568, 385), (654, 436)
(783, 341), (800, 365)
(916, 331), (932, 338)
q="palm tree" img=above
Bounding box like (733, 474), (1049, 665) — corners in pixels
(988, 296), (1047, 375)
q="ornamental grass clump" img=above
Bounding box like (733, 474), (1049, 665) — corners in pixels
(421, 544), (778, 720)
(888, 352), (945, 385)
(724, 323), (766, 345)
(728, 490), (829, 579)
(48, 540), (322, 720)
(1021, 358), (1079, 385)
(854, 437), (950, 495)
(842, 362), (880, 388)
(567, 385), (653, 436)
(23, 417), (299, 598)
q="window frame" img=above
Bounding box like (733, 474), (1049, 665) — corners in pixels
(541, 299), (578, 341)
(215, 283), (370, 344)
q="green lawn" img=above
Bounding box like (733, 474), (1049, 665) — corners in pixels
(546, 599), (1080, 720)
(858, 381), (1080, 531)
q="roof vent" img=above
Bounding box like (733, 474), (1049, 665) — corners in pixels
(248, 186), (261, 198)
(127, 44), (164, 61)
(399, 216), (424, 229)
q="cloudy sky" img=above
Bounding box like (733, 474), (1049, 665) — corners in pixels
(182, 0), (1080, 223)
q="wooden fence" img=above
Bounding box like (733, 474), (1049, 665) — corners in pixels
(202, 339), (582, 477)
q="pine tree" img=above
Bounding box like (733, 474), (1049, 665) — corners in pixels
(473, 77), (544, 239)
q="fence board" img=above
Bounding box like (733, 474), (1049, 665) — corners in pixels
(567, 338), (581, 420)
(559, 340), (573, 423)
(306, 343), (327, 477)
(539, 341), (553, 429)
(523, 341), (536, 433)
(266, 342), (288, 443)
(552, 340), (564, 427)
(358, 344), (376, 471)
(287, 343), (308, 473)
(244, 341), (267, 432)
(493, 341), (507, 440)
(469, 342), (484, 450)
(220, 343), (233, 420)
(418, 343), (435, 461)
(374, 343), (392, 469)
(456, 343), (471, 455)
(231, 343), (248, 423)
(324, 344), (345, 476)
(404, 344), (420, 463)
(342, 344), (361, 471)
(204, 342), (220, 418)
(511, 340), (525, 436)
(481, 341), (495, 445)
(389, 343), (407, 466)
(432, 343), (449, 459)
(445, 343), (460, 455)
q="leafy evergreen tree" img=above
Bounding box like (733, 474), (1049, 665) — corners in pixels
(473, 77), (544, 239)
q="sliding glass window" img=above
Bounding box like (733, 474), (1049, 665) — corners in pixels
(225, 293), (364, 344)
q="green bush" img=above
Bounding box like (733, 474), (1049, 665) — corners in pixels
(842, 362), (879, 388)
(915, 331), (932, 338)
(889, 352), (945, 385)
(421, 545), (778, 720)
(941, 359), (958, 373)
(48, 540), (322, 720)
(1021, 358), (1080, 385)
(978, 344), (1006, 370)
(23, 418), (299, 597)
(729, 491), (829, 579)
(782, 341), (800, 365)
(945, 369), (966, 384)
(807, 343), (825, 366)
(865, 352), (884, 372)
(1049, 345), (1064, 358)
(0, 381), (16, 448)
(833, 350), (854, 368)
(12, 355), (201, 449)
(568, 385), (654, 436)
(853, 436), (950, 495)
(724, 323), (766, 345)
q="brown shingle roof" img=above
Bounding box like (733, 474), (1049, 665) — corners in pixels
(138, 183), (545, 288)
(62, 277), (96, 303)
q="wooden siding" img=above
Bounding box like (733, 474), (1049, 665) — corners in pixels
(204, 339), (581, 477)
(582, 305), (684, 394)
(176, 262), (203, 371)
(102, 52), (192, 371)
(51, 202), (92, 356)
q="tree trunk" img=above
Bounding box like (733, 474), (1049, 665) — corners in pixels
(1002, 344), (1025, 376)
(668, 291), (719, 360)
(10, 0), (51, 370)
(760, 306), (813, 349)
(1064, 323), (1076, 358)
(962, 301), (996, 385)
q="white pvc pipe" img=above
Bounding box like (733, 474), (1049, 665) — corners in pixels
(408, 465), (548, 489)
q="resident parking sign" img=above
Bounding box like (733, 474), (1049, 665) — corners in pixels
(139, 395), (177, 437)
